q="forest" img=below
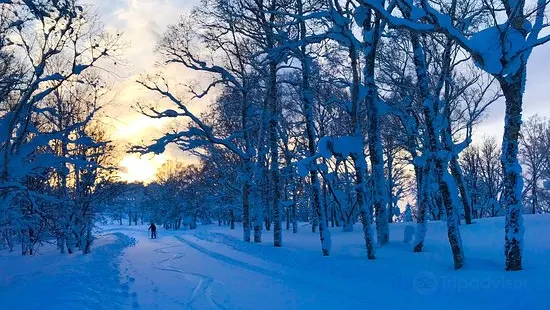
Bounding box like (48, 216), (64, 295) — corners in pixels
(1, 0), (550, 275)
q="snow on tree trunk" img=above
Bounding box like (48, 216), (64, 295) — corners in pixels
(387, 153), (394, 224)
(439, 33), (474, 225)
(354, 155), (376, 260)
(242, 83), (254, 241)
(298, 0), (331, 254)
(411, 32), (464, 269)
(449, 156), (472, 224)
(65, 224), (75, 254)
(3, 229), (14, 252)
(413, 165), (429, 252)
(252, 91), (270, 243)
(230, 209), (235, 231)
(363, 14), (389, 245)
(253, 129), (267, 244)
(286, 207), (290, 230)
(82, 225), (93, 255)
(350, 44), (375, 259)
(266, 59), (282, 247)
(292, 202), (298, 234)
(500, 72), (525, 271)
(440, 170), (465, 269)
(311, 175), (330, 255)
(242, 180), (251, 241)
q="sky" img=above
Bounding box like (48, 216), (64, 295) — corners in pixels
(86, 0), (202, 183)
(87, 0), (550, 183)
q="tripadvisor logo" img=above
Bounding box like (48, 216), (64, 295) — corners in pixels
(413, 271), (438, 295)
(413, 271), (528, 295)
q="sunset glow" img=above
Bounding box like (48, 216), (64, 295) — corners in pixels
(118, 154), (166, 184)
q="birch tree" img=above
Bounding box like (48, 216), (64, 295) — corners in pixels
(0, 0), (119, 255)
(361, 0), (550, 270)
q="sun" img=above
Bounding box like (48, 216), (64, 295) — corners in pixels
(118, 154), (166, 184)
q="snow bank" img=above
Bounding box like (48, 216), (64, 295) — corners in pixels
(0, 233), (135, 310)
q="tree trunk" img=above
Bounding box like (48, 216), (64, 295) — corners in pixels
(241, 80), (253, 241)
(58, 236), (65, 254)
(449, 157), (472, 224)
(531, 179), (537, 215)
(285, 206), (290, 230)
(267, 58), (281, 247)
(292, 201), (298, 234)
(6, 230), (13, 252)
(21, 230), (27, 255)
(363, 9), (389, 246)
(253, 162), (266, 243)
(387, 155), (394, 224)
(83, 226), (93, 254)
(330, 204), (335, 228)
(242, 180), (250, 238)
(229, 209), (235, 230)
(298, 3), (331, 252)
(413, 164), (429, 252)
(66, 223), (75, 254)
(499, 73), (525, 271)
(350, 43), (375, 259)
(354, 156), (376, 259)
(411, 32), (464, 269)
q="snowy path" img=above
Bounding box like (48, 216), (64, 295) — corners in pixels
(116, 228), (374, 310)
(110, 215), (550, 310)
(2, 216), (549, 309)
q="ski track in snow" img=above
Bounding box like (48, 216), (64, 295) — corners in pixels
(174, 235), (286, 280)
(54, 217), (549, 310)
(172, 234), (400, 308)
(115, 228), (232, 310)
(151, 244), (226, 310)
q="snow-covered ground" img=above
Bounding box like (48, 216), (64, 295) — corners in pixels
(2, 215), (549, 310)
(0, 232), (135, 309)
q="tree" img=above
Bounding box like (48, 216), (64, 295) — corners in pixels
(0, 0), (119, 255)
(361, 0), (550, 271)
(520, 115), (550, 214)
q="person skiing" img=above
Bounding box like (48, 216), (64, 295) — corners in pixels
(148, 223), (157, 239)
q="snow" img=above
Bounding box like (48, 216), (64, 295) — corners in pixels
(296, 155), (317, 178)
(160, 109), (179, 117)
(468, 24), (527, 75)
(318, 135), (363, 160)
(354, 5), (369, 27)
(2, 215), (550, 309)
(0, 233), (135, 309)
(72, 64), (88, 75)
(317, 136), (333, 158)
(38, 73), (64, 83)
